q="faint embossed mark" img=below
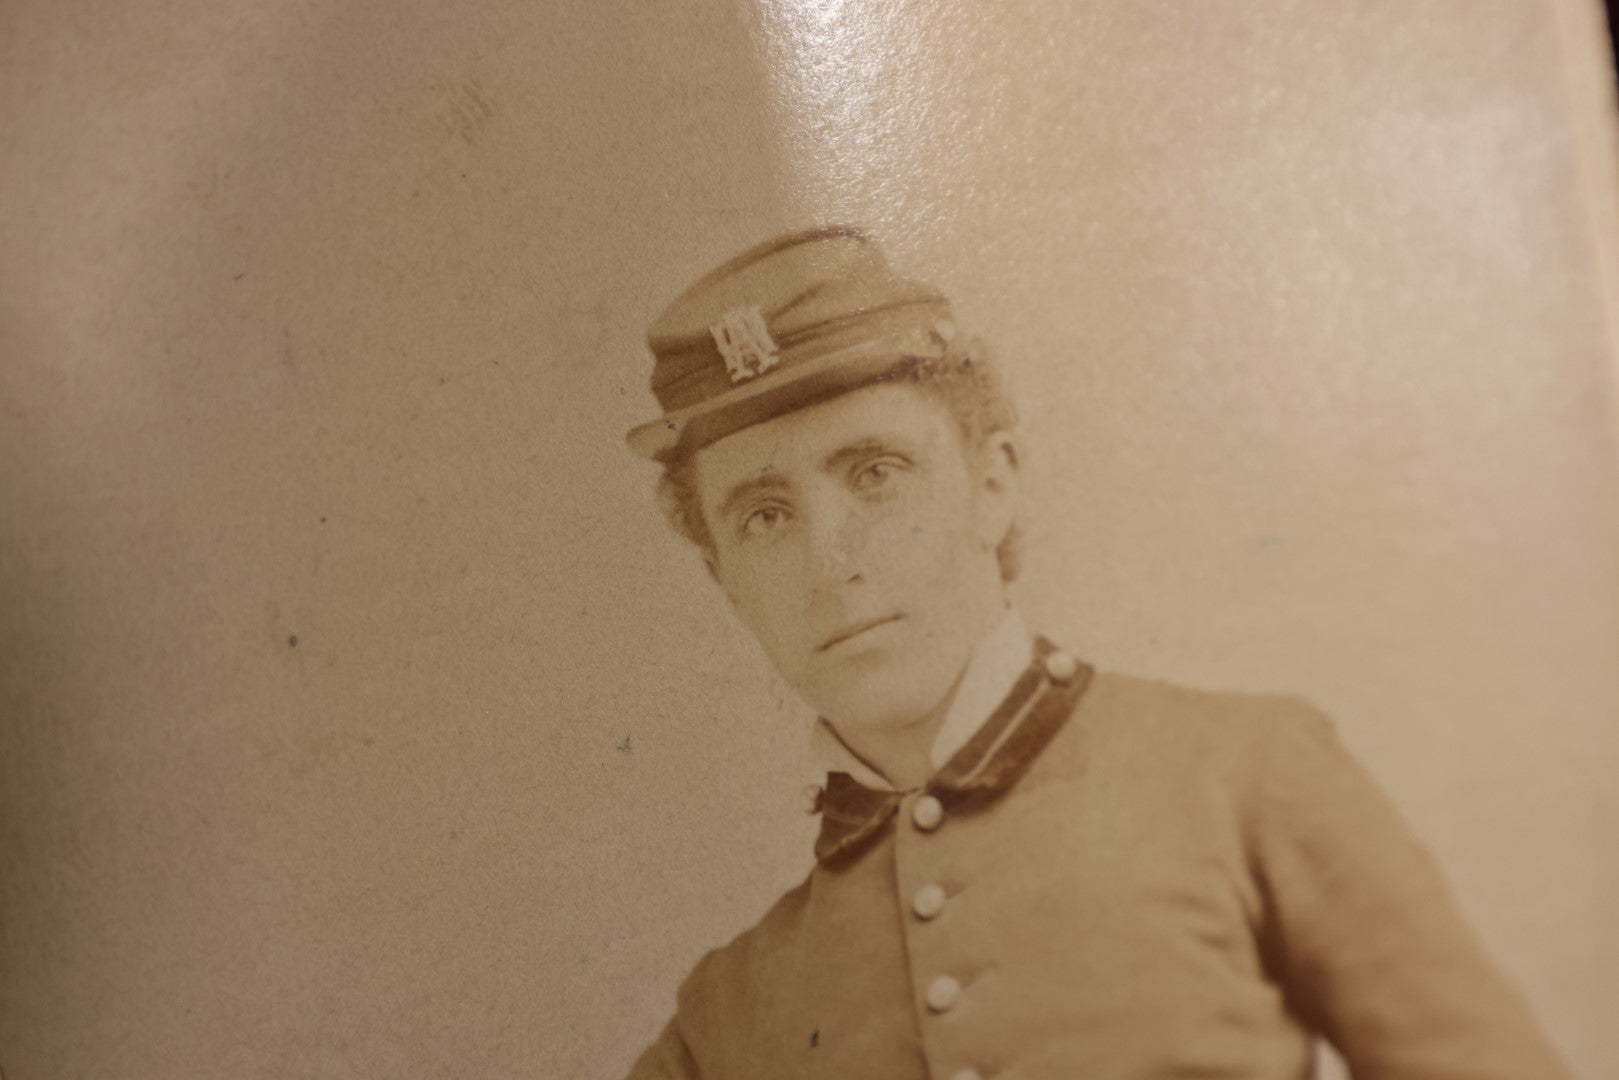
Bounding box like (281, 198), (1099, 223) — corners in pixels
(434, 78), (496, 144)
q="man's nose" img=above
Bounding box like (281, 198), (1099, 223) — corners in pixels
(806, 502), (865, 585)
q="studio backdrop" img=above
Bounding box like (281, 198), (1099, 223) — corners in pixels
(2, 2), (1618, 1078)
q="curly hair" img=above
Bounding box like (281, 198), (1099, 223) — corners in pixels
(655, 336), (1023, 582)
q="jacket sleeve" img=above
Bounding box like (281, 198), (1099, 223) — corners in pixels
(1251, 706), (1570, 1079)
(623, 1015), (702, 1080)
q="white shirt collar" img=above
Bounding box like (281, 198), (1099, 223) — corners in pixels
(807, 607), (1034, 791)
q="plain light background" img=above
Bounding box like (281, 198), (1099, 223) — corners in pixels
(3, 1), (1618, 1078)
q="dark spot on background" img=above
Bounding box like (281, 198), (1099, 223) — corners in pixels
(288, 634), (299, 647)
(616, 736), (633, 755)
(809, 1029), (819, 1048)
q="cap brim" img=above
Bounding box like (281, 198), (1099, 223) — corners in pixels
(626, 334), (943, 461)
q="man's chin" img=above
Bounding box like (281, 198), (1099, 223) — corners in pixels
(801, 664), (954, 736)
(796, 634), (971, 725)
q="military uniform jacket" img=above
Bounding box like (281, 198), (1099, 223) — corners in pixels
(626, 641), (1568, 1080)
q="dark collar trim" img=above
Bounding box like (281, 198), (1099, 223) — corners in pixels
(812, 637), (1093, 868)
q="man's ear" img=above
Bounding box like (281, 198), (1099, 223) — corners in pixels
(975, 430), (1021, 552)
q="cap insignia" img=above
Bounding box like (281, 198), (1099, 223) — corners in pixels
(710, 306), (781, 383)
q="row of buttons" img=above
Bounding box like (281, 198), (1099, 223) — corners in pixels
(906, 649), (1078, 1080)
(913, 794), (961, 1040)
(912, 793), (984, 1080)
(917, 870), (982, 1080)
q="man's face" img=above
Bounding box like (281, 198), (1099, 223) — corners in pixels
(691, 381), (1018, 734)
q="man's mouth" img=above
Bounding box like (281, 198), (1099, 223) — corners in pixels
(817, 614), (903, 653)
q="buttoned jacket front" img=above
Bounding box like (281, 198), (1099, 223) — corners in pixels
(627, 653), (1567, 1080)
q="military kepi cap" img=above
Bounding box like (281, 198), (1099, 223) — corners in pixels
(626, 226), (958, 461)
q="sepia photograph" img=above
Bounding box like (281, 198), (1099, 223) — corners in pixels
(618, 224), (1579, 1079)
(3, 2), (1619, 1079)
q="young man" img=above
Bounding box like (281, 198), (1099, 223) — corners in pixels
(622, 227), (1567, 1079)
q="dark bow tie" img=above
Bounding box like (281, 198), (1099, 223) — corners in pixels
(812, 637), (1093, 868)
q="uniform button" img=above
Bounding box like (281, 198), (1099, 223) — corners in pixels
(800, 783), (824, 815)
(925, 974), (962, 1012)
(912, 883), (946, 920)
(950, 1071), (983, 1080)
(912, 794), (944, 831)
(1044, 649), (1079, 683)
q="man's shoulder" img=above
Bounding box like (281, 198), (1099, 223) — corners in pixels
(1067, 666), (1338, 776)
(673, 870), (816, 1016)
(1083, 666), (1331, 732)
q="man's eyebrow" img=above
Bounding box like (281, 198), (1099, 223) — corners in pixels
(716, 472), (791, 521)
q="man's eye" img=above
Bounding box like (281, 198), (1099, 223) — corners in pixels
(740, 505), (790, 538)
(852, 458), (905, 491)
